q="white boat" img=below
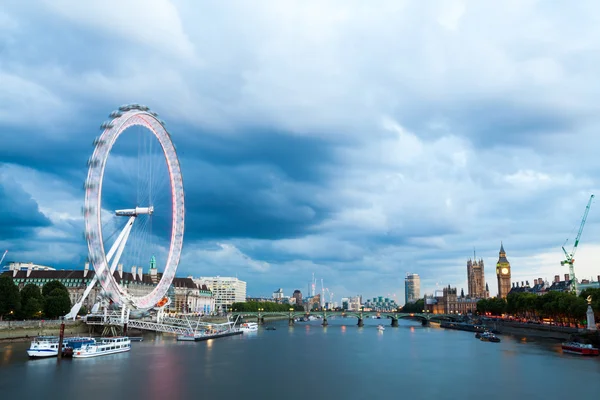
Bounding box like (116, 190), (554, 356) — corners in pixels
(73, 337), (131, 358)
(27, 336), (61, 358)
(240, 322), (258, 333)
(377, 325), (385, 331)
(27, 336), (96, 358)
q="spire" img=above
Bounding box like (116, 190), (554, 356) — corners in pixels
(150, 255), (156, 269)
(500, 241), (505, 255)
(460, 288), (465, 298)
(486, 282), (489, 291)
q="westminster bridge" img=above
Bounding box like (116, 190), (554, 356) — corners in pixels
(230, 310), (461, 327)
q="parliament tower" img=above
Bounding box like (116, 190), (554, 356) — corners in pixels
(496, 242), (511, 299)
(467, 256), (486, 298)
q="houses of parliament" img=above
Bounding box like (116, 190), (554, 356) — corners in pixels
(426, 244), (511, 314)
(467, 243), (512, 299)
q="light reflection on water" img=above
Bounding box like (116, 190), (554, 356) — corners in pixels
(1, 319), (600, 399)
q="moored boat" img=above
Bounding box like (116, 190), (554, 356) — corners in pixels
(27, 336), (96, 358)
(27, 336), (60, 358)
(73, 337), (131, 358)
(62, 337), (96, 357)
(561, 342), (599, 356)
(240, 322), (258, 333)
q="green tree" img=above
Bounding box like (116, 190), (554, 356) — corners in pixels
(20, 284), (44, 319)
(0, 275), (21, 319)
(230, 301), (304, 313)
(401, 299), (425, 313)
(23, 298), (44, 319)
(44, 288), (71, 318)
(42, 280), (68, 297)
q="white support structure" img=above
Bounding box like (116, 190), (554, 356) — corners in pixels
(0, 250), (7, 267)
(64, 216), (136, 320)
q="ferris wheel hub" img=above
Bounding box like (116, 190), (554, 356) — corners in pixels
(115, 206), (154, 216)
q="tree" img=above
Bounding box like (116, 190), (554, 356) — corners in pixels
(230, 301), (305, 313)
(580, 288), (600, 320)
(42, 280), (68, 297)
(401, 299), (425, 313)
(0, 275), (21, 319)
(20, 284), (44, 319)
(44, 288), (71, 318)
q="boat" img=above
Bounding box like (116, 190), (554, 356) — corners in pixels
(176, 316), (243, 341)
(27, 336), (95, 358)
(177, 333), (199, 341)
(377, 325), (385, 331)
(61, 337), (97, 357)
(27, 336), (61, 358)
(240, 322), (258, 333)
(129, 336), (144, 342)
(72, 337), (131, 358)
(561, 342), (599, 356)
(479, 332), (501, 343)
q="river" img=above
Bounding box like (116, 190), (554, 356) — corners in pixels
(1, 318), (599, 399)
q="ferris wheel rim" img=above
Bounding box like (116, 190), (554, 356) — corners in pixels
(84, 107), (185, 310)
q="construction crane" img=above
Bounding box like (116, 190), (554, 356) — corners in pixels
(561, 194), (594, 295)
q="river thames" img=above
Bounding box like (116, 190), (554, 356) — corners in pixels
(1, 318), (599, 399)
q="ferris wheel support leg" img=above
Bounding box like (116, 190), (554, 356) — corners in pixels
(106, 215), (136, 264)
(109, 216), (136, 277)
(64, 216), (136, 320)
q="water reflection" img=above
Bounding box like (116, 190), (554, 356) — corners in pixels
(2, 320), (600, 399)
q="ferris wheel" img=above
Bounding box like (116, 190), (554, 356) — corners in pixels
(75, 104), (184, 314)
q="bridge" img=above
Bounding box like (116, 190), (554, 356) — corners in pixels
(230, 310), (460, 327)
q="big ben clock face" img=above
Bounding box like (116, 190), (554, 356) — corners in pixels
(501, 268), (509, 275)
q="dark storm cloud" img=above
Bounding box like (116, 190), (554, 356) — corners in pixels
(0, 175), (51, 238)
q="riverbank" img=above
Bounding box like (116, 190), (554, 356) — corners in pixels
(481, 319), (581, 340)
(0, 320), (89, 342)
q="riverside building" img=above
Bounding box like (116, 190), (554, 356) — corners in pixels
(194, 276), (247, 312)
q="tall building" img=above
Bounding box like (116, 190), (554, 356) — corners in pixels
(404, 273), (421, 304)
(467, 256), (486, 298)
(194, 276), (247, 312)
(495, 243), (511, 299)
(292, 289), (302, 306)
(272, 288), (284, 301)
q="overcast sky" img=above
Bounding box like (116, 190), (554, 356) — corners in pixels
(2, 0), (600, 303)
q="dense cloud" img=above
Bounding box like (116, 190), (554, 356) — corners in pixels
(2, 1), (600, 301)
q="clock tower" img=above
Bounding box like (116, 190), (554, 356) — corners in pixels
(496, 242), (511, 299)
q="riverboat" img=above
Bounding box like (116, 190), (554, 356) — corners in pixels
(177, 329), (242, 341)
(561, 342), (599, 356)
(27, 336), (61, 358)
(240, 322), (258, 333)
(479, 332), (501, 343)
(27, 336), (95, 358)
(72, 337), (131, 358)
(377, 325), (385, 331)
